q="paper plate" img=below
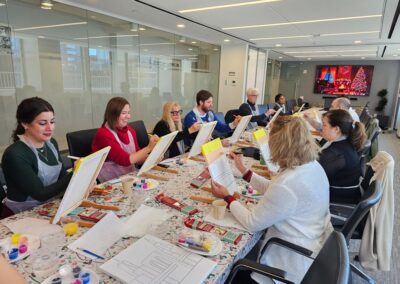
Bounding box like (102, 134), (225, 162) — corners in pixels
(41, 268), (99, 284)
(132, 177), (159, 191)
(176, 230), (223, 256)
(0, 234), (40, 263)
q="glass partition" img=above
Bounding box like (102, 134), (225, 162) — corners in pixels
(0, 0), (220, 154)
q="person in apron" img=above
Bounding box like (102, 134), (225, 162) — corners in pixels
(92, 97), (159, 182)
(153, 101), (200, 158)
(1, 97), (72, 215)
(238, 88), (276, 130)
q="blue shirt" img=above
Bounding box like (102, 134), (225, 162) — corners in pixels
(184, 110), (232, 133)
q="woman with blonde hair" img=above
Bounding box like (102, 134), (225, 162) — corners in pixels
(153, 101), (200, 158)
(212, 116), (332, 283)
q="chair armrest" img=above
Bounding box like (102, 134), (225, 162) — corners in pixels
(330, 203), (356, 217)
(226, 259), (292, 284)
(259, 237), (313, 262)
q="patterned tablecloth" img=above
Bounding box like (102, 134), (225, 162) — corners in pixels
(0, 154), (264, 284)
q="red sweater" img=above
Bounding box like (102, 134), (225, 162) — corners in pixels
(92, 125), (140, 166)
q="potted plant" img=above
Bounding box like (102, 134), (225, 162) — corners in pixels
(374, 89), (389, 129)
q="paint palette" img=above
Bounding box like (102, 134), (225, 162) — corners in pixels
(132, 177), (159, 191)
(241, 185), (263, 199)
(0, 234), (40, 263)
(42, 268), (100, 284)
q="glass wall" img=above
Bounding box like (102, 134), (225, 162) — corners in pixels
(0, 0), (220, 154)
(245, 47), (266, 104)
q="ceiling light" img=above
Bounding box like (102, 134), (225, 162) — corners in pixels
(130, 23), (138, 32)
(179, 0), (280, 13)
(321, 31), (379, 37)
(354, 40), (362, 44)
(139, 27), (146, 31)
(177, 24), (185, 28)
(97, 45), (102, 48)
(74, 34), (138, 40)
(41, 0), (53, 9)
(179, 37), (185, 43)
(278, 56), (283, 59)
(224, 39), (230, 42)
(307, 58), (312, 60)
(143, 49), (148, 52)
(284, 49), (376, 54)
(222, 14), (381, 30)
(361, 57), (366, 59)
(188, 48), (193, 51)
(37, 36), (45, 39)
(191, 41), (197, 44)
(137, 42), (175, 46)
(15, 21), (87, 31)
(213, 48), (219, 51)
(340, 54), (376, 57)
(251, 35), (312, 41)
(294, 55), (339, 58)
(393, 54), (398, 57)
(275, 44), (282, 47)
(0, 3), (5, 7)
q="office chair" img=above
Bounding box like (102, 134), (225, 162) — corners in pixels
(358, 139), (371, 176)
(129, 120), (149, 149)
(66, 128), (98, 159)
(226, 231), (350, 284)
(224, 109), (240, 124)
(257, 104), (268, 115)
(214, 112), (225, 123)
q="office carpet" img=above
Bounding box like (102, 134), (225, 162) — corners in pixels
(351, 132), (399, 284)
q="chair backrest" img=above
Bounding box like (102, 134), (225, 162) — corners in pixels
(286, 99), (297, 112)
(214, 112), (225, 123)
(340, 179), (382, 244)
(129, 120), (149, 149)
(66, 128), (98, 158)
(257, 104), (268, 115)
(297, 97), (303, 107)
(358, 139), (371, 176)
(225, 109), (240, 124)
(301, 231), (350, 284)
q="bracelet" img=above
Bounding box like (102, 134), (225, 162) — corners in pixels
(223, 195), (236, 209)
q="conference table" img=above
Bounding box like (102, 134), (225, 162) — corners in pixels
(0, 151), (264, 284)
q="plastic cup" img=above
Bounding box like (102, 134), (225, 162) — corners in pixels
(212, 199), (227, 220)
(121, 177), (134, 194)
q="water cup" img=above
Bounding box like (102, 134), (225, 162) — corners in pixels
(121, 177), (134, 194)
(212, 199), (227, 220)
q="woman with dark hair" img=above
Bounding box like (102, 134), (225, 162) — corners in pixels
(1, 97), (72, 215)
(92, 97), (158, 182)
(319, 109), (367, 203)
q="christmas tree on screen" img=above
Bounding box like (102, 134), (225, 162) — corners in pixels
(351, 67), (368, 94)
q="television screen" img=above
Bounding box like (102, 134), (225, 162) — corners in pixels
(314, 65), (374, 96)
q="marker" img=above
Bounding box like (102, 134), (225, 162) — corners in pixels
(67, 155), (81, 160)
(78, 248), (104, 260)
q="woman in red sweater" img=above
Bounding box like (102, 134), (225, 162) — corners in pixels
(92, 97), (158, 182)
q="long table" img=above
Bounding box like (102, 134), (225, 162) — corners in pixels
(0, 154), (264, 284)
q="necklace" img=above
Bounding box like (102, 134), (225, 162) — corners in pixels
(37, 144), (48, 162)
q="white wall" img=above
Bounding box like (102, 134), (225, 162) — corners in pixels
(295, 61), (400, 121)
(217, 44), (248, 114)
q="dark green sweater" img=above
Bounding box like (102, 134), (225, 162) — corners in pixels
(2, 138), (72, 202)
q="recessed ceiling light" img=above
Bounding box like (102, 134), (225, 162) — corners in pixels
(90, 15), (96, 19)
(354, 40), (362, 44)
(191, 41), (197, 44)
(295, 55), (338, 58)
(179, 0), (280, 13)
(138, 42), (175, 46)
(97, 45), (102, 48)
(179, 39), (185, 42)
(361, 57), (366, 59)
(74, 34), (138, 40)
(213, 48), (219, 51)
(275, 44), (282, 47)
(188, 48), (193, 51)
(278, 56), (283, 59)
(222, 14), (381, 30)
(38, 36), (45, 39)
(224, 39), (230, 42)
(251, 35), (312, 41)
(284, 49), (376, 54)
(0, 3), (5, 6)
(139, 27), (146, 31)
(341, 54), (376, 57)
(15, 22), (87, 31)
(393, 54), (398, 57)
(177, 24), (185, 28)
(307, 58), (312, 60)
(143, 49), (148, 52)
(41, 0), (53, 9)
(321, 31), (379, 37)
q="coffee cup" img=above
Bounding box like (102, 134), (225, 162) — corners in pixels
(121, 177), (134, 194)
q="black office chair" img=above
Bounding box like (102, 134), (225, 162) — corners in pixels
(129, 120), (149, 149)
(66, 128), (98, 159)
(286, 99), (297, 113)
(226, 231), (350, 284)
(330, 167), (383, 284)
(358, 139), (371, 176)
(359, 102), (370, 125)
(225, 109), (240, 124)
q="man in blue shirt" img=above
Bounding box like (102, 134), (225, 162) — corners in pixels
(184, 90), (240, 140)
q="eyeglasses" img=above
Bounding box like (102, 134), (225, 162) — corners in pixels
(170, 110), (183, 115)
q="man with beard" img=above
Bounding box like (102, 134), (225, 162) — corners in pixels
(184, 90), (240, 144)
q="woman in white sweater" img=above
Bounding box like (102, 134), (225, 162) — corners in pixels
(212, 116), (333, 283)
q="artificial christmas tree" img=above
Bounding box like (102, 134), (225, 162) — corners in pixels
(351, 67), (368, 95)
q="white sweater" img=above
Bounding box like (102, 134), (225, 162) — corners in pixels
(230, 161), (333, 283)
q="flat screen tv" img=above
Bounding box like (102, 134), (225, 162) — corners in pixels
(314, 65), (374, 96)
